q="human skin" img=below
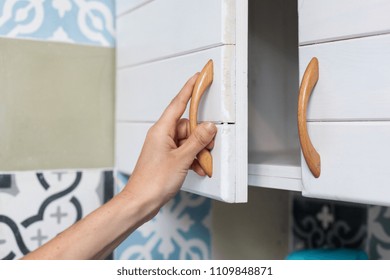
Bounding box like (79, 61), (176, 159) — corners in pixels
(21, 74), (217, 259)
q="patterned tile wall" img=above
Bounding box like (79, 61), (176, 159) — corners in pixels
(291, 194), (390, 259)
(368, 206), (390, 259)
(115, 172), (211, 260)
(0, 0), (115, 259)
(0, 0), (115, 46)
(0, 170), (113, 259)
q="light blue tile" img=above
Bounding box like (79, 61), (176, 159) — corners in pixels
(114, 172), (212, 260)
(0, 0), (115, 47)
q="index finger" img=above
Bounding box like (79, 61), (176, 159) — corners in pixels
(158, 73), (199, 126)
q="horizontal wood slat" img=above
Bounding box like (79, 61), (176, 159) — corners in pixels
(116, 0), (235, 67)
(299, 0), (390, 45)
(300, 34), (390, 121)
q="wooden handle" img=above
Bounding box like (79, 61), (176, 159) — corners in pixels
(189, 59), (214, 177)
(298, 57), (321, 178)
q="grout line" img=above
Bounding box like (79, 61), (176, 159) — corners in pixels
(0, 167), (114, 175)
(0, 35), (115, 48)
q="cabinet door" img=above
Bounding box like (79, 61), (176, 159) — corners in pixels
(298, 0), (390, 45)
(115, 0), (248, 202)
(301, 122), (390, 206)
(298, 34), (390, 206)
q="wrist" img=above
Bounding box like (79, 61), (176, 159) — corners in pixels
(118, 180), (162, 224)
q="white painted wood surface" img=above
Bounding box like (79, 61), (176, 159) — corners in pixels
(115, 122), (152, 176)
(115, 0), (154, 16)
(298, 0), (390, 45)
(234, 0), (248, 202)
(117, 0), (235, 67)
(115, 0), (248, 202)
(248, 150), (302, 191)
(300, 34), (390, 122)
(249, 150), (301, 178)
(116, 122), (244, 202)
(116, 46), (235, 123)
(301, 122), (390, 206)
(248, 174), (302, 192)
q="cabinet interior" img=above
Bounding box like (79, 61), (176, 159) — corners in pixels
(248, 0), (302, 190)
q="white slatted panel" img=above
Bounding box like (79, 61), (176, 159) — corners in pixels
(299, 0), (390, 45)
(116, 46), (235, 123)
(116, 0), (235, 67)
(302, 122), (390, 206)
(300, 34), (390, 121)
(115, 0), (248, 202)
(116, 122), (239, 202)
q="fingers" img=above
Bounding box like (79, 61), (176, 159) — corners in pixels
(191, 159), (206, 176)
(158, 73), (199, 126)
(176, 118), (191, 140)
(206, 139), (215, 150)
(177, 122), (217, 160)
(177, 118), (215, 149)
(178, 133), (213, 176)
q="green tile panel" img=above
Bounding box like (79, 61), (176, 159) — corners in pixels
(0, 38), (114, 171)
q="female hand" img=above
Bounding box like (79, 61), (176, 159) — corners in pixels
(122, 74), (217, 215)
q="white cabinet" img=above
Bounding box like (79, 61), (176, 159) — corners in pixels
(297, 0), (390, 206)
(115, 0), (248, 203)
(115, 0), (390, 206)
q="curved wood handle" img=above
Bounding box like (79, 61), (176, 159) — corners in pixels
(189, 59), (214, 177)
(298, 57), (321, 178)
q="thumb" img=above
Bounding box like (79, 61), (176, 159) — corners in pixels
(178, 122), (217, 159)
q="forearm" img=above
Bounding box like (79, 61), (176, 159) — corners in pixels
(21, 184), (157, 260)
(20, 73), (215, 260)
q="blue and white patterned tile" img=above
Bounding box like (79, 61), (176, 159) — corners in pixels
(0, 0), (115, 46)
(367, 206), (390, 259)
(114, 172), (212, 260)
(0, 170), (113, 259)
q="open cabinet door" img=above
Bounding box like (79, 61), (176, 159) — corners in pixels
(298, 32), (390, 206)
(115, 0), (248, 202)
